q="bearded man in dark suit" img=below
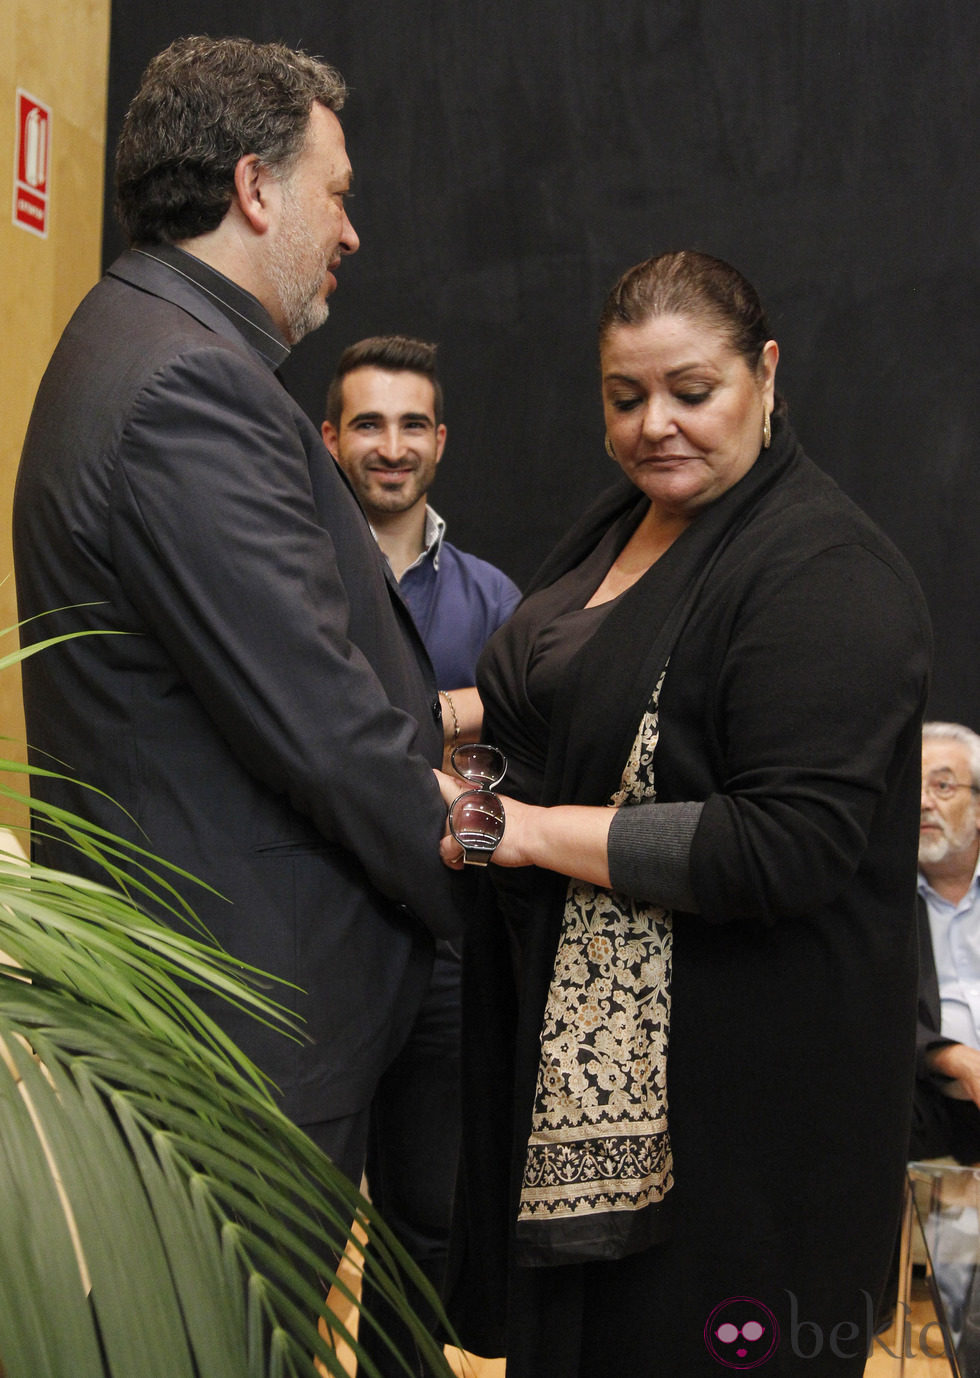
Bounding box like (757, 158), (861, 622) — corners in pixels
(13, 36), (458, 1189)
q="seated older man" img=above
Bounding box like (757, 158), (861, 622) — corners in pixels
(914, 721), (980, 1163)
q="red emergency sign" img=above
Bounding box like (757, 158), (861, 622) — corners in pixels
(13, 90), (51, 237)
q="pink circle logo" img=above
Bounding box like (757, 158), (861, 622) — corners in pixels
(704, 1297), (780, 1369)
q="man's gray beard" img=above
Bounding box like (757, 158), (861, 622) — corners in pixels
(919, 814), (978, 868)
(268, 192), (331, 345)
(919, 831), (954, 867)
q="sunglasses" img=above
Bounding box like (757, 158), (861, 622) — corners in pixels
(448, 743), (507, 866)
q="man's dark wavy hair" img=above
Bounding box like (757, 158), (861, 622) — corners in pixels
(325, 336), (444, 428)
(114, 35), (347, 246)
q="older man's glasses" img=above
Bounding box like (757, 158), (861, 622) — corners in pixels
(922, 775), (980, 802)
(448, 744), (507, 866)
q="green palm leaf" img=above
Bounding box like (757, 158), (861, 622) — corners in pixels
(0, 627), (457, 1378)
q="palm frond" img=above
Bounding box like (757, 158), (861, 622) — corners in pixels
(0, 620), (456, 1376)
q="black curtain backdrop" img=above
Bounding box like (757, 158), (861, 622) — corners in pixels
(103, 2), (980, 724)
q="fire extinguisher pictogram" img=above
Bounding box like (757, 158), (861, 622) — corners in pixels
(13, 89), (51, 237)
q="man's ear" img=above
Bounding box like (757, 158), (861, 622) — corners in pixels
(321, 420), (340, 458)
(434, 424), (447, 466)
(233, 153), (277, 234)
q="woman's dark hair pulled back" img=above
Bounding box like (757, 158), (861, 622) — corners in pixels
(599, 250), (774, 375)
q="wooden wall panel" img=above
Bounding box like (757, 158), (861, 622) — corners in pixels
(1, 0), (110, 826)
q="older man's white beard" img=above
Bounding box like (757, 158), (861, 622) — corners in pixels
(268, 194), (331, 345)
(919, 830), (954, 866)
(919, 812), (978, 868)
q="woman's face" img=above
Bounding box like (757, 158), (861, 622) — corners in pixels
(600, 313), (779, 518)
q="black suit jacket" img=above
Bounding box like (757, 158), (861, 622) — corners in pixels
(917, 890), (955, 1079)
(13, 250), (458, 1123)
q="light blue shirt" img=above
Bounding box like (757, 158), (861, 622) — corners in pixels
(920, 854), (980, 1049)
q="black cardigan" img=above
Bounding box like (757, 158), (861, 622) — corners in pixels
(450, 418), (933, 1370)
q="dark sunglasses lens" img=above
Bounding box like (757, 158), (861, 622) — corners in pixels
(451, 743), (507, 788)
(449, 790), (506, 850)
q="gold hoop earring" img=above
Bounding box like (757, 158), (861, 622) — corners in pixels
(604, 434), (617, 461)
(762, 411), (771, 450)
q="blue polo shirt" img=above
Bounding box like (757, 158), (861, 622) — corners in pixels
(395, 506), (521, 688)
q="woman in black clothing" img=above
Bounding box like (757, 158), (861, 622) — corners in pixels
(438, 250), (932, 1376)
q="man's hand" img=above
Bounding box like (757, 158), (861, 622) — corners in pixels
(928, 1042), (980, 1108)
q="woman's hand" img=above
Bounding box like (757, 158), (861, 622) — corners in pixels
(434, 769), (615, 884)
(435, 768), (533, 870)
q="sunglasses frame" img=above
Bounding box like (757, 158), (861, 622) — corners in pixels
(448, 744), (507, 866)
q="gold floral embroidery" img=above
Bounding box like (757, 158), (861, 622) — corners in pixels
(518, 670), (673, 1225)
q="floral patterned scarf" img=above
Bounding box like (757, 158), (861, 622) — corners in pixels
(514, 670), (673, 1267)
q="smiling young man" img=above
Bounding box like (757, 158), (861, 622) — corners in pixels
(322, 335), (520, 1361)
(913, 721), (980, 1161)
(323, 335), (520, 704)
